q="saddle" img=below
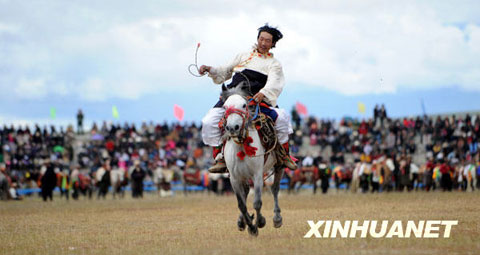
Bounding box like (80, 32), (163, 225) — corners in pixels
(248, 106), (289, 166)
(218, 98), (288, 166)
(250, 111), (277, 154)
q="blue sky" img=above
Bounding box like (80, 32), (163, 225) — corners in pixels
(1, 0), (479, 127)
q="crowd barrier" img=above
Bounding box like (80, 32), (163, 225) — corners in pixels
(16, 178), (349, 196)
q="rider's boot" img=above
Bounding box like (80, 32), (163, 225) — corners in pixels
(208, 145), (227, 173)
(281, 142), (297, 170)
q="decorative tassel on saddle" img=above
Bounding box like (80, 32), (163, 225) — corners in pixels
(236, 136), (257, 160)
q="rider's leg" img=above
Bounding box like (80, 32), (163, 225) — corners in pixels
(201, 107), (227, 173)
(273, 108), (297, 170)
(209, 145), (226, 173)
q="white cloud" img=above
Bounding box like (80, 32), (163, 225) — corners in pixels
(0, 22), (18, 33)
(77, 78), (108, 101)
(14, 78), (48, 99)
(1, 0), (479, 103)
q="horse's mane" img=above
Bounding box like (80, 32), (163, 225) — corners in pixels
(220, 82), (250, 101)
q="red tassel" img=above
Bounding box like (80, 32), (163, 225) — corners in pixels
(237, 151), (246, 160)
(235, 136), (257, 160)
(243, 136), (257, 157)
(244, 144), (257, 157)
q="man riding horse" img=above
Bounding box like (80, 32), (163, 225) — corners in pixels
(199, 24), (296, 173)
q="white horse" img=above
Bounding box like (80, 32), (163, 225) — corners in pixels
(221, 84), (284, 237)
(110, 167), (127, 199)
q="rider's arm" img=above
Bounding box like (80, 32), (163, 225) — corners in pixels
(208, 53), (243, 84)
(259, 59), (284, 106)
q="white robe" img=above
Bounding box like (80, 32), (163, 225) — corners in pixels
(202, 49), (292, 147)
(208, 49), (285, 107)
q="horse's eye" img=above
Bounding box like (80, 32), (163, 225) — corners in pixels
(242, 104), (246, 108)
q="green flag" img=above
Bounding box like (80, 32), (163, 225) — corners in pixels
(50, 107), (56, 119)
(112, 105), (119, 119)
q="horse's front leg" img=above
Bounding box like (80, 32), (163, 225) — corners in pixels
(237, 183), (250, 231)
(253, 173), (266, 229)
(232, 180), (257, 236)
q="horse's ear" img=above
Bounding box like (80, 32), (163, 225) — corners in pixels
(221, 84), (227, 92)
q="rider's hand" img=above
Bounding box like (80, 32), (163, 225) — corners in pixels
(253, 92), (265, 103)
(199, 65), (211, 75)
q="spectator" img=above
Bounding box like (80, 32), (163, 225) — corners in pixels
(40, 160), (57, 202)
(0, 163), (10, 200)
(77, 109), (84, 134)
(96, 160), (111, 199)
(130, 160), (146, 198)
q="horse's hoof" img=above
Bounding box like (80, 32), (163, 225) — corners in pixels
(248, 225), (258, 237)
(238, 218), (246, 231)
(258, 215), (266, 228)
(273, 215), (283, 228)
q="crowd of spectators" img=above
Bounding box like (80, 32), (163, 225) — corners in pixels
(1, 106), (480, 201)
(289, 107), (480, 193)
(292, 108), (479, 164)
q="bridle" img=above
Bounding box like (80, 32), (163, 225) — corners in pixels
(220, 103), (250, 144)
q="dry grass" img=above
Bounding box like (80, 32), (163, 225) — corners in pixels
(1, 190), (479, 255)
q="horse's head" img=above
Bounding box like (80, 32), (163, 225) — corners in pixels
(221, 83), (250, 138)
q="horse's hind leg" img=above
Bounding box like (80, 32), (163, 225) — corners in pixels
(253, 174), (266, 229)
(271, 166), (284, 228)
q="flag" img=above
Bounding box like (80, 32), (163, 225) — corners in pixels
(50, 107), (56, 119)
(112, 105), (119, 119)
(174, 104), (184, 121)
(295, 102), (308, 116)
(358, 102), (366, 114)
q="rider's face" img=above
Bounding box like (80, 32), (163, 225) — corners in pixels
(257, 32), (273, 54)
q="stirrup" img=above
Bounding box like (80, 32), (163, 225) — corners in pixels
(208, 160), (227, 173)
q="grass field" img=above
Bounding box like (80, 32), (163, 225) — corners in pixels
(1, 190), (479, 255)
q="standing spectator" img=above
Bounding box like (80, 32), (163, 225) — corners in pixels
(77, 109), (84, 134)
(439, 159), (453, 191)
(318, 161), (330, 194)
(380, 104), (387, 127)
(130, 160), (146, 198)
(96, 160), (111, 199)
(423, 155), (435, 191)
(409, 156), (420, 190)
(70, 165), (81, 200)
(58, 168), (70, 200)
(40, 160), (57, 202)
(0, 163), (10, 200)
(374, 104), (380, 125)
(398, 155), (411, 191)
